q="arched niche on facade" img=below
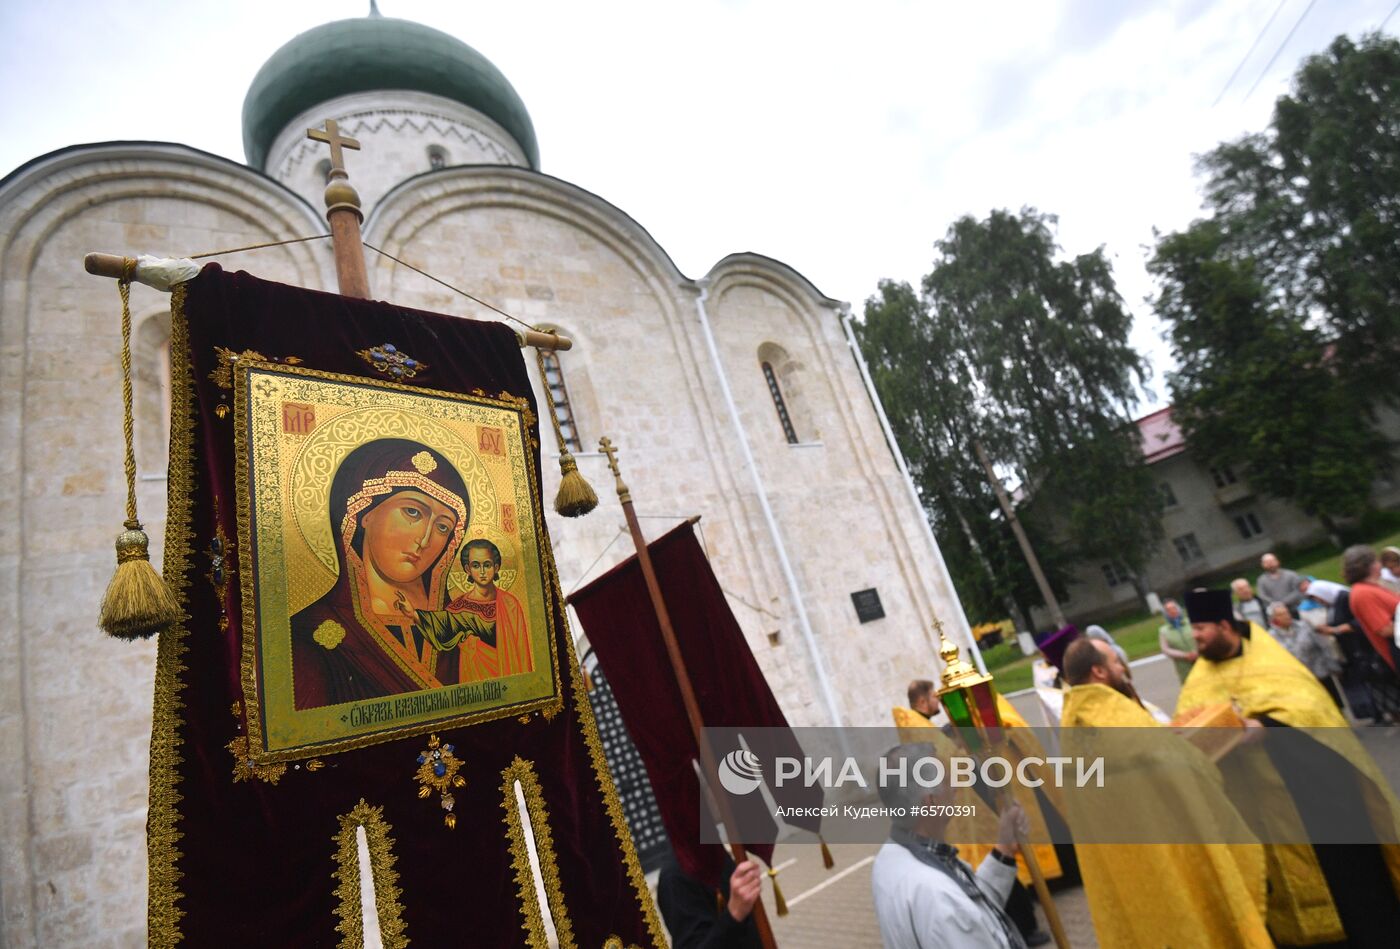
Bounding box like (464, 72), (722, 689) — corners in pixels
(133, 307), (172, 476)
(756, 340), (818, 444)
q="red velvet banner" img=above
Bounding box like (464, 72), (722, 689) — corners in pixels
(146, 265), (661, 947)
(570, 522), (824, 888)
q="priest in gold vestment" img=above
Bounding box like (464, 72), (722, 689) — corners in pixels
(1058, 637), (1272, 948)
(1179, 588), (1400, 948)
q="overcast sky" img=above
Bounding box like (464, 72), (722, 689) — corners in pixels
(2, 0), (1395, 412)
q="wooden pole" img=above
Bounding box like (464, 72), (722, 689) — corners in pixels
(991, 741), (1071, 949)
(972, 438), (1066, 629)
(596, 436), (777, 949)
(1013, 811), (1071, 949)
(307, 119), (371, 300)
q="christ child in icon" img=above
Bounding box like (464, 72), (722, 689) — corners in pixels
(414, 538), (533, 682)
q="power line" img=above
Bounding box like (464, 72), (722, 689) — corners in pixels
(1382, 0), (1400, 32)
(1245, 0), (1321, 101)
(1214, 0), (1291, 106)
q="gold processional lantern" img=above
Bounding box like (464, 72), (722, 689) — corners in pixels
(933, 620), (1003, 752)
(931, 618), (1073, 949)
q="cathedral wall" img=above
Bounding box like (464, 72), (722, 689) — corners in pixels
(703, 261), (960, 726)
(366, 169), (835, 723)
(0, 148), (330, 948)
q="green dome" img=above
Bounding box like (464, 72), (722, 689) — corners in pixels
(242, 16), (538, 171)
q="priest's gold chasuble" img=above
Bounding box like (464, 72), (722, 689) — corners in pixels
(146, 264), (661, 947)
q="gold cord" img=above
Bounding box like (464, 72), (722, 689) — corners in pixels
(154, 233), (552, 337)
(189, 234), (331, 260)
(119, 257), (139, 529)
(362, 241), (537, 332)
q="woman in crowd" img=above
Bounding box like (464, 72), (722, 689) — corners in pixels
(1337, 545), (1400, 721)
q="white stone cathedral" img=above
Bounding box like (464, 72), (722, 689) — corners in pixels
(0, 11), (972, 944)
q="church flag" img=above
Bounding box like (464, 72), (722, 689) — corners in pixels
(569, 521), (825, 888)
(145, 264), (662, 947)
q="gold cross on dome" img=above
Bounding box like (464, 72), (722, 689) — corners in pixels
(307, 119), (360, 177)
(598, 436), (621, 477)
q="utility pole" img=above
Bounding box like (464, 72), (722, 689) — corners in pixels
(973, 439), (1066, 629)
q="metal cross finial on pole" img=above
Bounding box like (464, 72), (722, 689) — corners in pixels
(307, 118), (360, 176)
(596, 436), (631, 505)
(598, 435), (620, 475)
(306, 119), (371, 299)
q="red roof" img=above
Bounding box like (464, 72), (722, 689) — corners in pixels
(1137, 407), (1186, 464)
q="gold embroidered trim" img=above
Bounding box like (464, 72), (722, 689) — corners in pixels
(554, 545), (667, 946)
(148, 283), (194, 946)
(313, 619), (346, 650)
(502, 756), (576, 949)
(233, 363), (565, 764)
(208, 346), (302, 389)
(227, 734), (288, 784)
(332, 800), (408, 949)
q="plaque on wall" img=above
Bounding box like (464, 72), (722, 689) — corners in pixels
(851, 588), (885, 623)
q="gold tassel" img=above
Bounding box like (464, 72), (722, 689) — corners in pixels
(820, 835), (835, 870)
(767, 867), (788, 917)
(98, 259), (181, 639)
(534, 346), (597, 517)
(553, 449), (598, 517)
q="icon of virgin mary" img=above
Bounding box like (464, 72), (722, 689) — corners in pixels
(290, 438), (470, 710)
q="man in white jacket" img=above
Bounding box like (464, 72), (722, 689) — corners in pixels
(871, 743), (1029, 949)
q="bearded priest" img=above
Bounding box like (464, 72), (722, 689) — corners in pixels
(1058, 637), (1272, 948)
(1179, 587), (1400, 948)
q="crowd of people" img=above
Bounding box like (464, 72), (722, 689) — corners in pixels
(658, 548), (1400, 949)
(1158, 548), (1400, 720)
(871, 553), (1400, 949)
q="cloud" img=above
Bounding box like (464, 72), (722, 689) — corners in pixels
(1053, 0), (1149, 53)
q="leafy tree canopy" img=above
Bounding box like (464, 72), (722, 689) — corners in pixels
(1151, 33), (1398, 527)
(859, 208), (1159, 622)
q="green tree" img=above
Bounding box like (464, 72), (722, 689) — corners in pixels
(1150, 222), (1386, 537)
(1194, 32), (1400, 393)
(860, 278), (1072, 626)
(858, 209), (1160, 622)
(1151, 32), (1398, 534)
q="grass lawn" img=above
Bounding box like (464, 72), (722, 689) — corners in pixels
(973, 526), (1400, 694)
